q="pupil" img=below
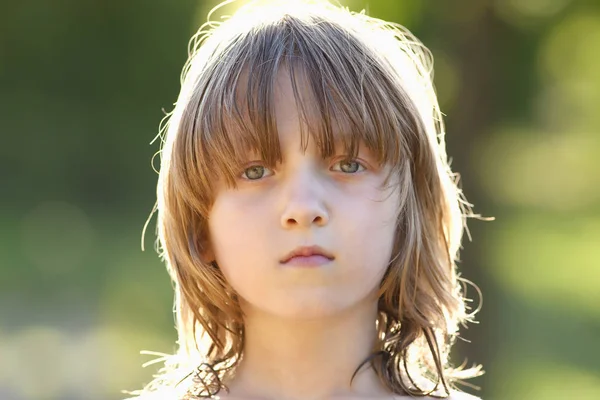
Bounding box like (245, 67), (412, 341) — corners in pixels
(246, 166), (264, 179)
(341, 161), (359, 173)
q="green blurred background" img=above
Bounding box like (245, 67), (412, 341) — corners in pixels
(1, 0), (599, 399)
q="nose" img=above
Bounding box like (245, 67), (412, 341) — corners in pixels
(280, 168), (329, 229)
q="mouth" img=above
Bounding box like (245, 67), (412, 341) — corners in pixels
(279, 245), (335, 266)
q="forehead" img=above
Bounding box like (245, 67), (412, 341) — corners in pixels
(272, 67), (354, 148)
(225, 62), (356, 158)
(182, 11), (416, 188)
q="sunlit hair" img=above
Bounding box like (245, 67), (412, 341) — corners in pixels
(128, 0), (483, 398)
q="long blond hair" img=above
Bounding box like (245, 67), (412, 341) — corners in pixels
(129, 0), (483, 398)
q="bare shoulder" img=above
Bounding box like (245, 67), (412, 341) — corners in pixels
(122, 389), (179, 400)
(397, 391), (480, 400)
(444, 391), (481, 400)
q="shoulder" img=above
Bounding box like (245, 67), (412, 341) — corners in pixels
(401, 391), (480, 400)
(444, 391), (481, 400)
(122, 389), (179, 400)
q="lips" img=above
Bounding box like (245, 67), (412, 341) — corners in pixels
(279, 245), (335, 264)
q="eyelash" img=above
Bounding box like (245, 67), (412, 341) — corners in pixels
(331, 159), (366, 174)
(239, 158), (367, 181)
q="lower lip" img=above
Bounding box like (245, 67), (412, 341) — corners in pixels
(282, 255), (333, 267)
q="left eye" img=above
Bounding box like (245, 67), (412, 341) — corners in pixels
(331, 159), (365, 173)
(241, 165), (274, 180)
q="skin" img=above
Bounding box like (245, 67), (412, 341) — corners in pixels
(204, 69), (478, 400)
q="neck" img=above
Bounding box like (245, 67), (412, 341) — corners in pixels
(224, 300), (391, 400)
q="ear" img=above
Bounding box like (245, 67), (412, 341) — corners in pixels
(199, 237), (216, 264)
(189, 231), (216, 264)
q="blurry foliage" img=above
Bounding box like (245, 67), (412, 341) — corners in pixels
(1, 0), (599, 399)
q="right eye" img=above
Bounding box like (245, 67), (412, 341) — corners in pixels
(240, 164), (274, 181)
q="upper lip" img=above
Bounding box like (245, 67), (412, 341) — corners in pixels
(279, 245), (335, 263)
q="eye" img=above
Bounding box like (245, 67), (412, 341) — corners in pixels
(331, 159), (366, 174)
(240, 164), (274, 180)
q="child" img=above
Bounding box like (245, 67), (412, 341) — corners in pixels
(128, 0), (483, 398)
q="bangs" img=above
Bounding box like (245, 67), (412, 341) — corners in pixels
(180, 10), (422, 192)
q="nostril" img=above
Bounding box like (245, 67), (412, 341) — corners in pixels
(281, 210), (329, 228)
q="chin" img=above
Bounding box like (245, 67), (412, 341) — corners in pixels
(243, 290), (375, 320)
(273, 303), (346, 320)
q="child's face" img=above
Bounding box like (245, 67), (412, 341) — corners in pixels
(206, 68), (401, 319)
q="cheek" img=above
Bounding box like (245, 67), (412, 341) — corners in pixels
(342, 184), (399, 239)
(209, 192), (265, 241)
(336, 188), (400, 282)
(207, 194), (272, 283)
